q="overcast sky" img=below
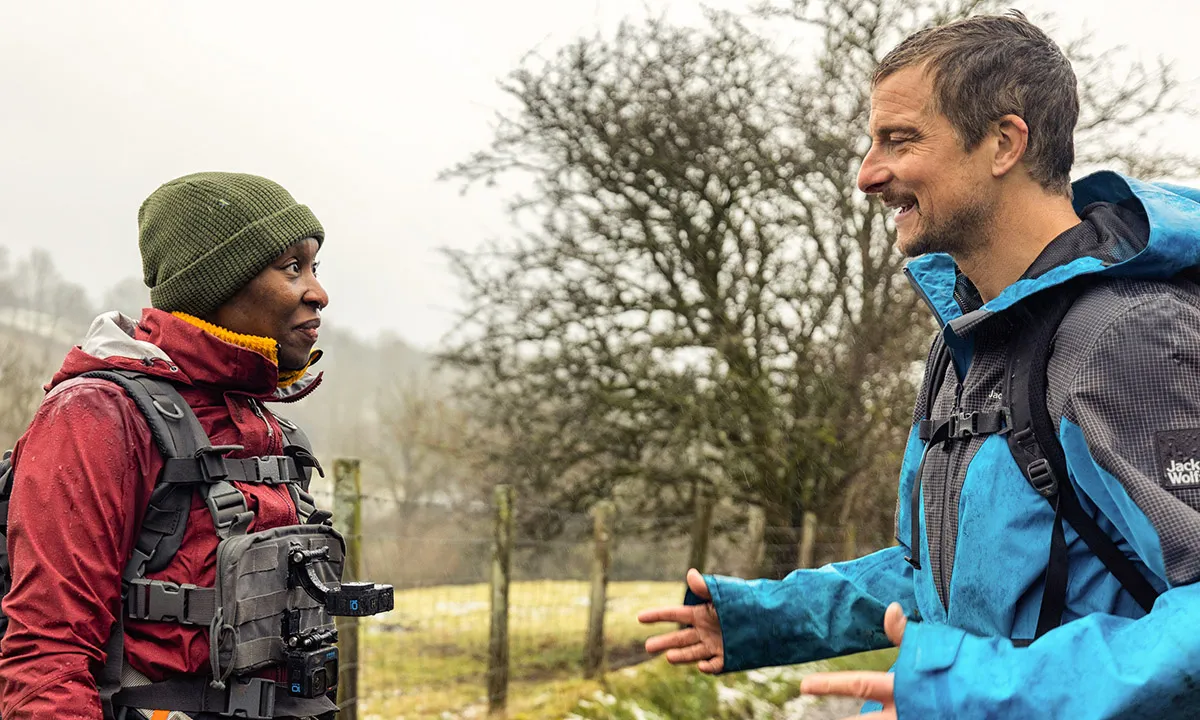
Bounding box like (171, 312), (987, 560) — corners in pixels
(2, 0), (1198, 350)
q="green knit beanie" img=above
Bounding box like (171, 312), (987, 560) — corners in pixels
(138, 172), (325, 317)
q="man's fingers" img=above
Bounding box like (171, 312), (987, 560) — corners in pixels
(665, 642), (717, 665)
(644, 627), (699, 654)
(638, 605), (696, 625)
(800, 671), (895, 702)
(837, 711), (895, 720)
(686, 568), (712, 600)
(884, 602), (908, 647)
(697, 657), (725, 674)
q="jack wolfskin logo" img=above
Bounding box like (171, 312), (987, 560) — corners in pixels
(1156, 429), (1200, 492)
(988, 389), (1003, 402)
(1165, 459), (1200, 487)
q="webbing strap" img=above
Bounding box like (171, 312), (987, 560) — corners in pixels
(162, 455), (304, 486)
(1005, 283), (1161, 641)
(113, 676), (338, 718)
(918, 410), (1008, 442)
(907, 341), (1012, 570)
(287, 484), (320, 524)
(126, 578), (217, 625)
(277, 414), (323, 493)
(123, 485), (195, 582)
(907, 418), (951, 571)
(98, 618), (124, 720)
(202, 482), (254, 540)
(113, 677), (276, 719)
(0, 457), (13, 639)
(235, 636), (284, 670)
(1035, 494), (1071, 638)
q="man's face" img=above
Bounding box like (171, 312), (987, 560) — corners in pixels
(857, 65), (997, 258)
(207, 237), (328, 371)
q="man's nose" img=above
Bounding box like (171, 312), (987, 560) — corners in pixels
(857, 147), (891, 195)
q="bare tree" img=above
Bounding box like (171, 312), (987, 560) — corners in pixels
(370, 372), (474, 506)
(0, 346), (48, 450)
(443, 2), (1191, 577)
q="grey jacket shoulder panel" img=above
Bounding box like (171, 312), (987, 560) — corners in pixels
(1047, 278), (1200, 585)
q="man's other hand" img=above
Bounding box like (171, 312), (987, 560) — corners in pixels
(798, 601), (909, 720)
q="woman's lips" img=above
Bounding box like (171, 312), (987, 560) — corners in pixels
(294, 319), (321, 342)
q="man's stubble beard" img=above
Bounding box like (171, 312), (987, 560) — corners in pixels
(900, 197), (994, 260)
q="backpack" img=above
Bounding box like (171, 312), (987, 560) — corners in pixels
(907, 279), (1161, 644)
(0, 369), (348, 719)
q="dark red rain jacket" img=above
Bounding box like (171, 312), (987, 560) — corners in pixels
(0, 309), (321, 718)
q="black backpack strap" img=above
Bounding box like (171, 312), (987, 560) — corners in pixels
(906, 340), (955, 570)
(0, 452), (13, 639)
(1005, 283), (1161, 642)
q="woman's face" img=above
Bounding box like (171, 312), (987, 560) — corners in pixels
(207, 237), (327, 370)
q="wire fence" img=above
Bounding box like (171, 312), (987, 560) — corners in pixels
(311, 471), (867, 719)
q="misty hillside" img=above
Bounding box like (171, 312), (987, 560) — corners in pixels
(0, 247), (439, 466)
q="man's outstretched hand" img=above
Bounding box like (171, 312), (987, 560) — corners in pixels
(637, 568), (725, 673)
(799, 601), (909, 720)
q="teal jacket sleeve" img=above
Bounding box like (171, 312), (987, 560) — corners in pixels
(705, 544), (915, 672)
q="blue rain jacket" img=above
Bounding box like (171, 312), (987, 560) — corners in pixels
(704, 172), (1200, 718)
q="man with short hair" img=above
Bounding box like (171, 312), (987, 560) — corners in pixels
(641, 11), (1200, 718)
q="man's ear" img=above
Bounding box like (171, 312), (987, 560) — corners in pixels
(992, 114), (1030, 178)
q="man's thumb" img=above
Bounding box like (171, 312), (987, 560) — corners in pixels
(884, 602), (908, 647)
(686, 568), (712, 601)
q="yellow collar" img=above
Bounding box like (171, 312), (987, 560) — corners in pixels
(171, 312), (320, 388)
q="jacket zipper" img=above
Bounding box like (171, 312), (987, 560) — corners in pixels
(247, 397), (275, 446)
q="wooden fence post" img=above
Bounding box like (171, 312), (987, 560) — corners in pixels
(797, 510), (818, 569)
(333, 458), (362, 720)
(842, 522), (858, 561)
(744, 506), (766, 577)
(584, 500), (614, 679)
(488, 485), (514, 714)
(687, 488), (714, 574)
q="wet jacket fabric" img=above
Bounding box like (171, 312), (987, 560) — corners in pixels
(0, 309), (320, 719)
(706, 171), (1200, 718)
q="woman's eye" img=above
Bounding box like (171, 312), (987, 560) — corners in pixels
(312, 262), (321, 277)
(285, 260), (301, 273)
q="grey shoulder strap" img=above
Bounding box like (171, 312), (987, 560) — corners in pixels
(272, 412), (329, 524)
(77, 370), (220, 578)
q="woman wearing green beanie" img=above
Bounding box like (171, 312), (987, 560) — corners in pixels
(0, 172), (339, 718)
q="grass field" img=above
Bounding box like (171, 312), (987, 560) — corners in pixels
(353, 580), (896, 719)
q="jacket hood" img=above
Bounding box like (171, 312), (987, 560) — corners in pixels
(906, 171), (1200, 331)
(49, 309), (321, 402)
